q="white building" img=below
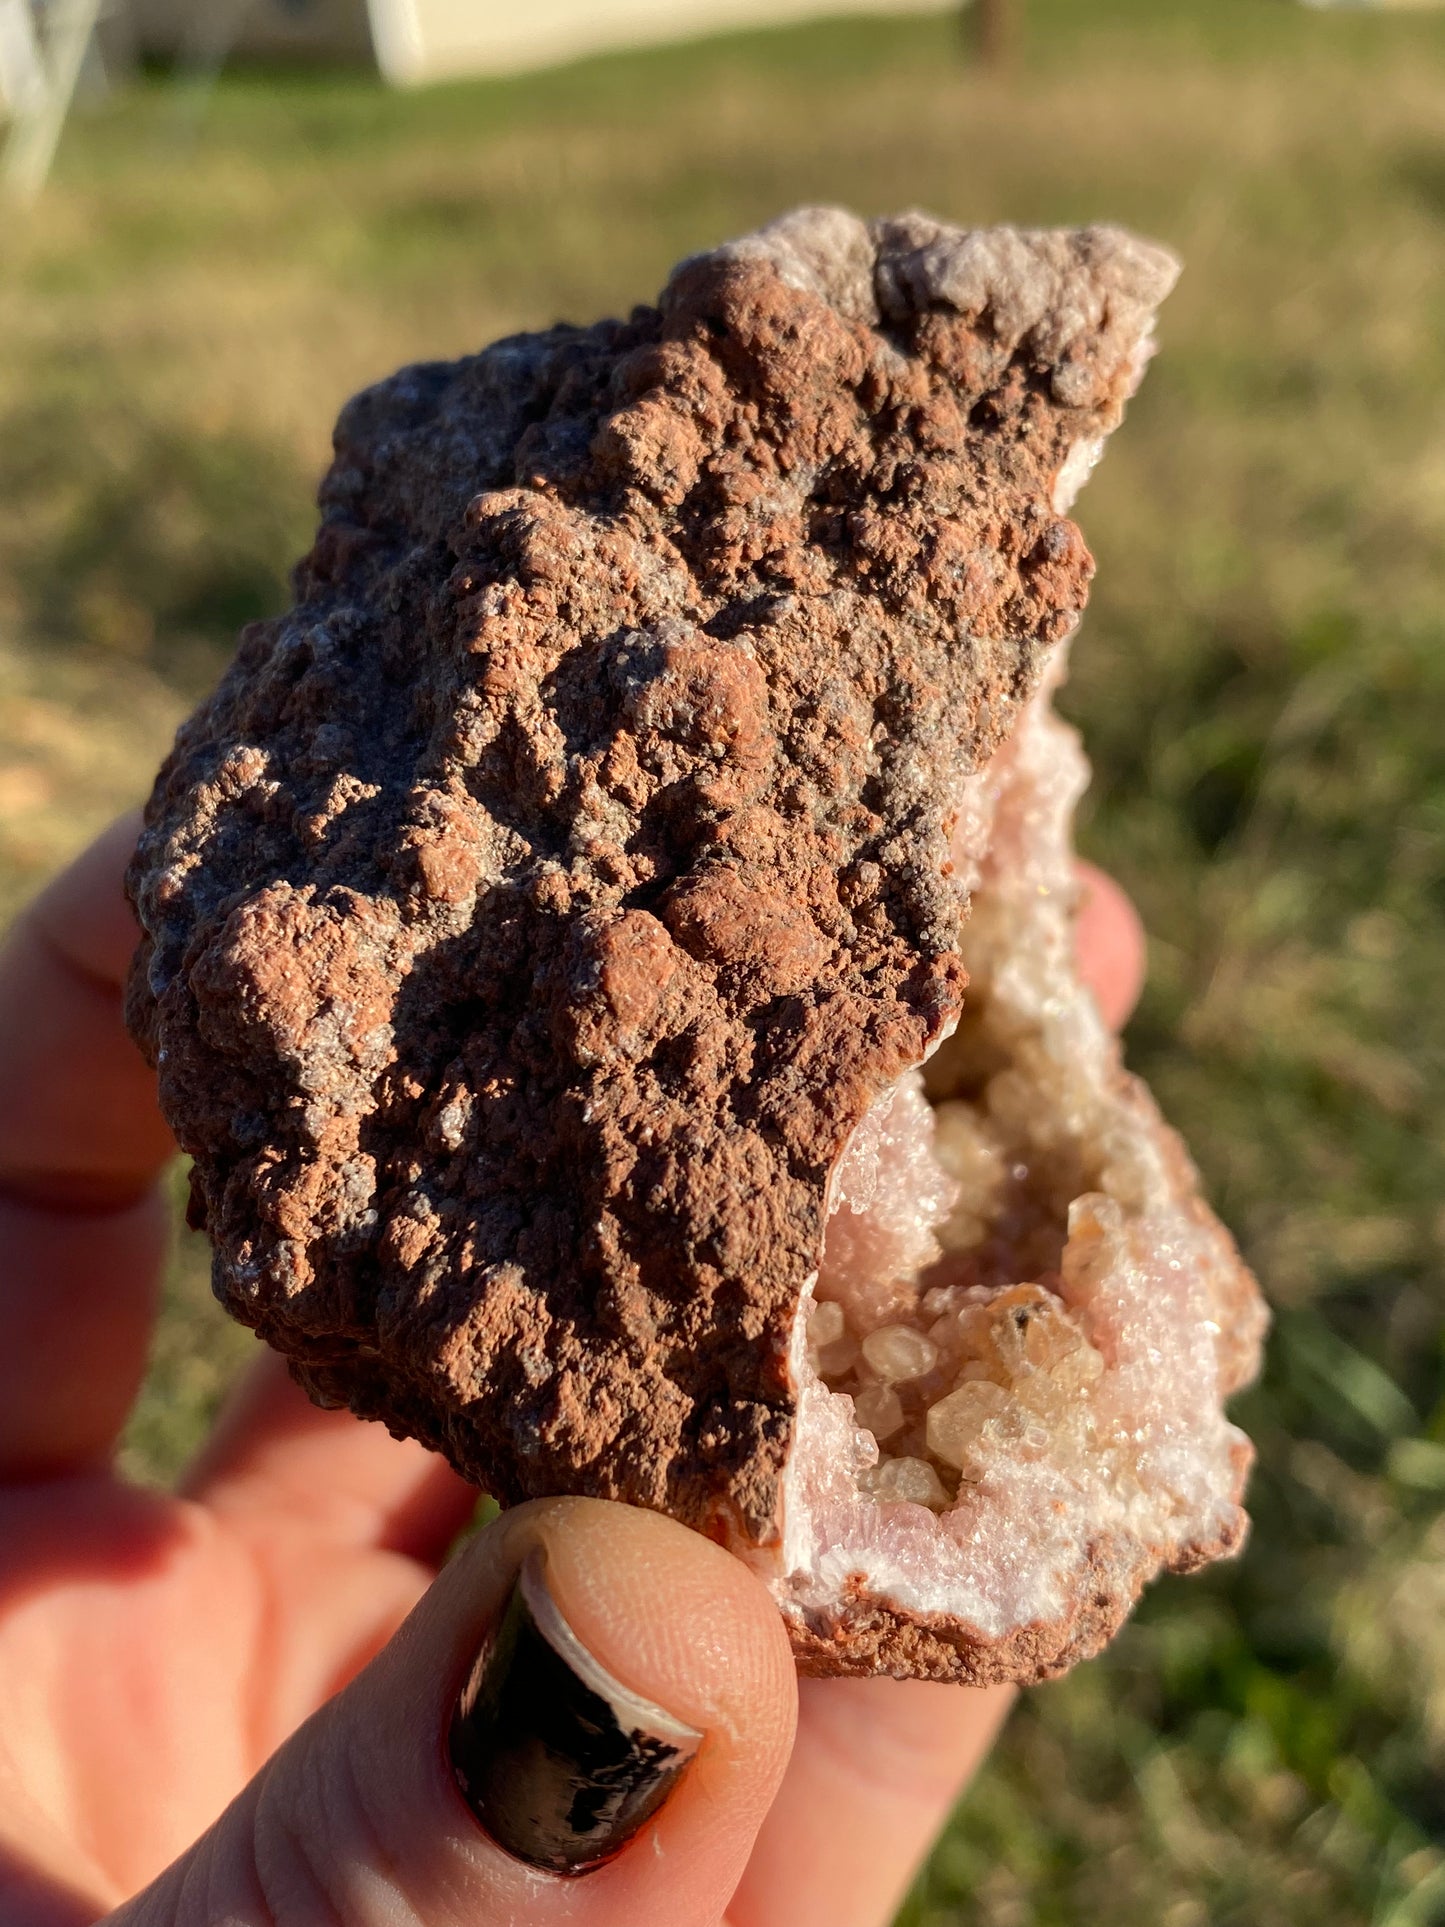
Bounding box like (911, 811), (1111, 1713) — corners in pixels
(127, 0), (959, 88)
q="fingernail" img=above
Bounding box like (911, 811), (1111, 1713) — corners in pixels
(449, 1548), (702, 1876)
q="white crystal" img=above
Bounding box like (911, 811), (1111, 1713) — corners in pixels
(864, 1456), (951, 1510)
(853, 1381), (905, 1440)
(926, 1379), (1013, 1471)
(808, 1299), (845, 1348)
(861, 1324), (939, 1383)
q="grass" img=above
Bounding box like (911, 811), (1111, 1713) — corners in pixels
(3, 0), (1445, 1918)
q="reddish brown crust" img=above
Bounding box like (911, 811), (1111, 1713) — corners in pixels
(785, 1548), (1143, 1685)
(786, 1542), (1140, 1684)
(125, 208), (1178, 1564)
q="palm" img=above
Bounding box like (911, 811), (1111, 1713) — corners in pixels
(0, 1407), (462, 1911)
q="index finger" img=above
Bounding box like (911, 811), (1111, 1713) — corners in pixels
(0, 811), (173, 1208)
(0, 813), (174, 1475)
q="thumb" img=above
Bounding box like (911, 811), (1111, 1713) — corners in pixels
(111, 1498), (798, 1927)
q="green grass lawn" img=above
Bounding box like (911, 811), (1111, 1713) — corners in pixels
(3, 2), (1445, 1919)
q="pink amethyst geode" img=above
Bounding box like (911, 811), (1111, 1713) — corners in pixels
(126, 207), (1267, 1682)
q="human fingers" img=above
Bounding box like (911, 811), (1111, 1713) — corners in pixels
(0, 1193), (169, 1480)
(0, 814), (174, 1476)
(0, 813), (170, 1208)
(1074, 858), (1146, 1031)
(728, 1676), (1014, 1927)
(185, 1348), (480, 1566)
(108, 1498), (797, 1927)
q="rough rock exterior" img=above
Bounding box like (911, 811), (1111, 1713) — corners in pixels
(126, 207), (1264, 1681)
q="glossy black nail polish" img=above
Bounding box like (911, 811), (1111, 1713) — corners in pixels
(449, 1549), (701, 1875)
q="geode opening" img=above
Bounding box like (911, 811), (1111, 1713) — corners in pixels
(776, 669), (1264, 1662)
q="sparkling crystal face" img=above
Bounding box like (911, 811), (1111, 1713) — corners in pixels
(781, 683), (1264, 1645)
(810, 1061), (1112, 1513)
(805, 701), (1118, 1520)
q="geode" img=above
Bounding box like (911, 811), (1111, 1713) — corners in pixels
(127, 207), (1268, 1683)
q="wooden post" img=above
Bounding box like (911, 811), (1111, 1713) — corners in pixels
(970, 0), (1014, 69)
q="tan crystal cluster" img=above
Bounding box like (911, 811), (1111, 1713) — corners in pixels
(125, 205), (1266, 1685)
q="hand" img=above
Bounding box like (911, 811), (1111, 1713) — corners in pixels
(0, 816), (1144, 1927)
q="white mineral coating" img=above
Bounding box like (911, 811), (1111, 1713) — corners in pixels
(1050, 434), (1104, 513)
(816, 1070), (957, 1332)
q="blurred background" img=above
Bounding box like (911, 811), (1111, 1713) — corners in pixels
(3, 0), (1445, 1920)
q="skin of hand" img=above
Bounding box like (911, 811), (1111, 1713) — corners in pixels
(0, 814), (1145, 1927)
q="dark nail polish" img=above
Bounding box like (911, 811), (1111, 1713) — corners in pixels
(449, 1549), (701, 1876)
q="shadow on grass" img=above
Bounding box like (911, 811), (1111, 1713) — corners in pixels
(0, 400), (311, 695)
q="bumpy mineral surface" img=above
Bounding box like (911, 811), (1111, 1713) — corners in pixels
(126, 207), (1268, 1682)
